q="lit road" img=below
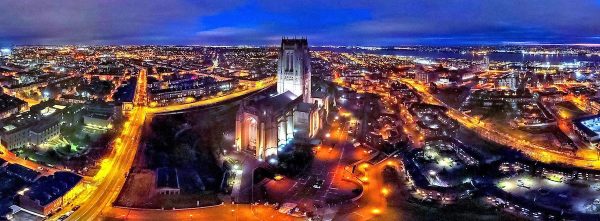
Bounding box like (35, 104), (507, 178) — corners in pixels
(333, 109), (400, 220)
(0, 143), (59, 174)
(66, 106), (147, 220)
(263, 111), (364, 217)
(14, 93), (41, 106)
(147, 78), (275, 114)
(63, 68), (150, 221)
(315, 107), (398, 220)
(133, 68), (148, 106)
(399, 78), (600, 170)
(332, 156), (402, 221)
(101, 204), (304, 221)
(47, 73), (282, 220)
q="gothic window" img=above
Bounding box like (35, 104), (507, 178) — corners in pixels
(286, 52), (294, 72)
(285, 53), (290, 71)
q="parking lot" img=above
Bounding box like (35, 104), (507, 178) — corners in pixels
(497, 174), (600, 214)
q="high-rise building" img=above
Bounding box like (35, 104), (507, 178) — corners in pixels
(0, 48), (11, 57)
(277, 38), (311, 102)
(415, 70), (439, 83)
(496, 73), (520, 90)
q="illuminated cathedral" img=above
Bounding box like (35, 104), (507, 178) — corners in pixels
(235, 38), (330, 160)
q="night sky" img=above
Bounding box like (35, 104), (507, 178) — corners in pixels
(1, 0), (600, 46)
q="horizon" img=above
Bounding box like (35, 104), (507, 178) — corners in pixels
(5, 42), (600, 48)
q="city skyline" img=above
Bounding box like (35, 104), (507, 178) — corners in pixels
(3, 1), (600, 220)
(1, 38), (600, 221)
(2, 0), (600, 46)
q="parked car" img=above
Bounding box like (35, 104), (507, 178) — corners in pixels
(313, 179), (324, 189)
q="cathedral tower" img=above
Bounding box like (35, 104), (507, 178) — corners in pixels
(277, 37), (311, 103)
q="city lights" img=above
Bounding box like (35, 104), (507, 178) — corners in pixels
(0, 4), (599, 220)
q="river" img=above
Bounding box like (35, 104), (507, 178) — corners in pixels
(314, 47), (600, 64)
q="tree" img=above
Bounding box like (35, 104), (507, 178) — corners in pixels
(277, 144), (314, 177)
(172, 143), (197, 169)
(83, 134), (92, 144)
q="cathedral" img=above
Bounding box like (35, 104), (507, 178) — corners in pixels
(235, 38), (330, 160)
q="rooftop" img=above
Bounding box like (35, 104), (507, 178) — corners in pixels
(0, 93), (26, 113)
(573, 114), (600, 138)
(5, 163), (41, 182)
(84, 112), (113, 121)
(30, 118), (59, 134)
(24, 171), (82, 206)
(250, 91), (300, 114)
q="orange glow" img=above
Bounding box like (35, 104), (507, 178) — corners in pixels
(184, 97), (195, 103)
(381, 188), (390, 196)
(371, 208), (382, 215)
(360, 163), (370, 171)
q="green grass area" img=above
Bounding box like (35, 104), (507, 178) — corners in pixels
(115, 171), (155, 207)
(17, 148), (60, 166)
(381, 184), (514, 221)
(60, 124), (96, 149)
(378, 200), (516, 221)
(12, 123), (115, 167)
(115, 170), (222, 209)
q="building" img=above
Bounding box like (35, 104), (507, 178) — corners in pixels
(0, 113), (40, 150)
(586, 97), (600, 114)
(277, 38), (312, 103)
(155, 167), (180, 195)
(0, 93), (28, 120)
(0, 48), (11, 57)
(3, 81), (47, 96)
(495, 73), (520, 90)
(83, 112), (113, 130)
(4, 163), (41, 183)
(57, 94), (88, 104)
(235, 38), (328, 160)
(29, 119), (60, 146)
(415, 70), (439, 84)
(149, 78), (238, 106)
(19, 172), (82, 216)
(572, 114), (600, 143)
(236, 91), (303, 159)
(0, 102), (81, 150)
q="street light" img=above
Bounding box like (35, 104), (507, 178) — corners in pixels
(381, 188), (390, 196)
(371, 208), (382, 215)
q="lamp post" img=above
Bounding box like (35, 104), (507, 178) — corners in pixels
(251, 167), (255, 203)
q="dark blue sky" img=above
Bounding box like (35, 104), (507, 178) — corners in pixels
(1, 0), (600, 46)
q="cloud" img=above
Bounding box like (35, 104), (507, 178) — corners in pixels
(1, 0), (600, 45)
(335, 0), (600, 44)
(0, 0), (243, 45)
(196, 27), (258, 37)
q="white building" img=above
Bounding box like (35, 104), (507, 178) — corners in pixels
(415, 70), (439, 84)
(496, 73), (520, 90)
(277, 38), (312, 103)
